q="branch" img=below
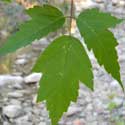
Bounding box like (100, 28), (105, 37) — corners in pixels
(69, 0), (74, 35)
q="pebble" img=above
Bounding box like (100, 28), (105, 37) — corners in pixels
(8, 92), (23, 98)
(24, 73), (42, 84)
(3, 122), (10, 125)
(66, 107), (82, 117)
(13, 82), (23, 89)
(73, 119), (85, 125)
(3, 105), (23, 118)
(15, 115), (29, 123)
(112, 0), (118, 6)
(95, 0), (104, 3)
(15, 58), (27, 65)
(9, 99), (21, 105)
(15, 121), (33, 125)
(38, 122), (46, 125)
(110, 80), (119, 88)
(86, 104), (93, 111)
(113, 98), (123, 106)
(0, 75), (23, 86)
(118, 0), (125, 6)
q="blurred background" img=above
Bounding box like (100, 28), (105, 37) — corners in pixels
(0, 0), (125, 125)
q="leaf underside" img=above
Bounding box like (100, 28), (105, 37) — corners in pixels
(77, 8), (124, 89)
(0, 5), (65, 56)
(32, 35), (93, 125)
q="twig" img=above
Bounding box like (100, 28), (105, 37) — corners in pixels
(69, 0), (74, 35)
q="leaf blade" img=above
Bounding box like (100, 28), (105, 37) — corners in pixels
(0, 5), (65, 56)
(33, 35), (93, 125)
(77, 8), (123, 89)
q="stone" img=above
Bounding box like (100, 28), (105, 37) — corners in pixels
(66, 107), (81, 117)
(75, 0), (96, 11)
(32, 94), (37, 104)
(110, 80), (119, 88)
(3, 122), (10, 125)
(0, 75), (23, 86)
(38, 122), (46, 125)
(73, 119), (85, 125)
(118, 0), (125, 6)
(15, 121), (32, 125)
(112, 0), (118, 6)
(113, 97), (123, 106)
(95, 0), (104, 3)
(9, 99), (21, 105)
(15, 115), (29, 123)
(13, 82), (23, 89)
(24, 73), (42, 84)
(8, 92), (23, 98)
(15, 58), (27, 65)
(119, 55), (125, 63)
(3, 105), (23, 118)
(86, 104), (93, 111)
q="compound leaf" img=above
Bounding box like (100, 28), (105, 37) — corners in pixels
(32, 35), (93, 125)
(77, 8), (124, 89)
(0, 5), (65, 56)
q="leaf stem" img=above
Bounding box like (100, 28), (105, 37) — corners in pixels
(65, 16), (75, 19)
(69, 0), (74, 35)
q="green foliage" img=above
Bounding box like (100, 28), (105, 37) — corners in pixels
(33, 35), (93, 124)
(0, 4), (124, 125)
(0, 5), (65, 56)
(2, 0), (11, 2)
(77, 8), (123, 89)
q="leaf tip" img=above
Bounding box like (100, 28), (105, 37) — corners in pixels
(118, 80), (124, 92)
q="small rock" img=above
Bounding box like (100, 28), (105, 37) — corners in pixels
(3, 105), (23, 118)
(75, 0), (96, 11)
(13, 83), (23, 89)
(0, 75), (23, 86)
(8, 92), (23, 98)
(24, 73), (42, 84)
(38, 122), (46, 125)
(73, 119), (85, 125)
(119, 55), (125, 63)
(66, 107), (81, 117)
(15, 115), (29, 123)
(118, 0), (125, 6)
(95, 0), (104, 3)
(113, 98), (123, 106)
(112, 0), (118, 6)
(15, 121), (32, 125)
(3, 122), (10, 125)
(32, 94), (37, 104)
(86, 104), (93, 111)
(9, 99), (21, 105)
(110, 80), (119, 87)
(15, 58), (27, 65)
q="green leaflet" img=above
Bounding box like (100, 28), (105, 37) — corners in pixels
(0, 5), (65, 56)
(77, 8), (124, 90)
(32, 35), (93, 125)
(2, 0), (11, 2)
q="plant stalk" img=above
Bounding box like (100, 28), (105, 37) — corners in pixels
(69, 0), (74, 35)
